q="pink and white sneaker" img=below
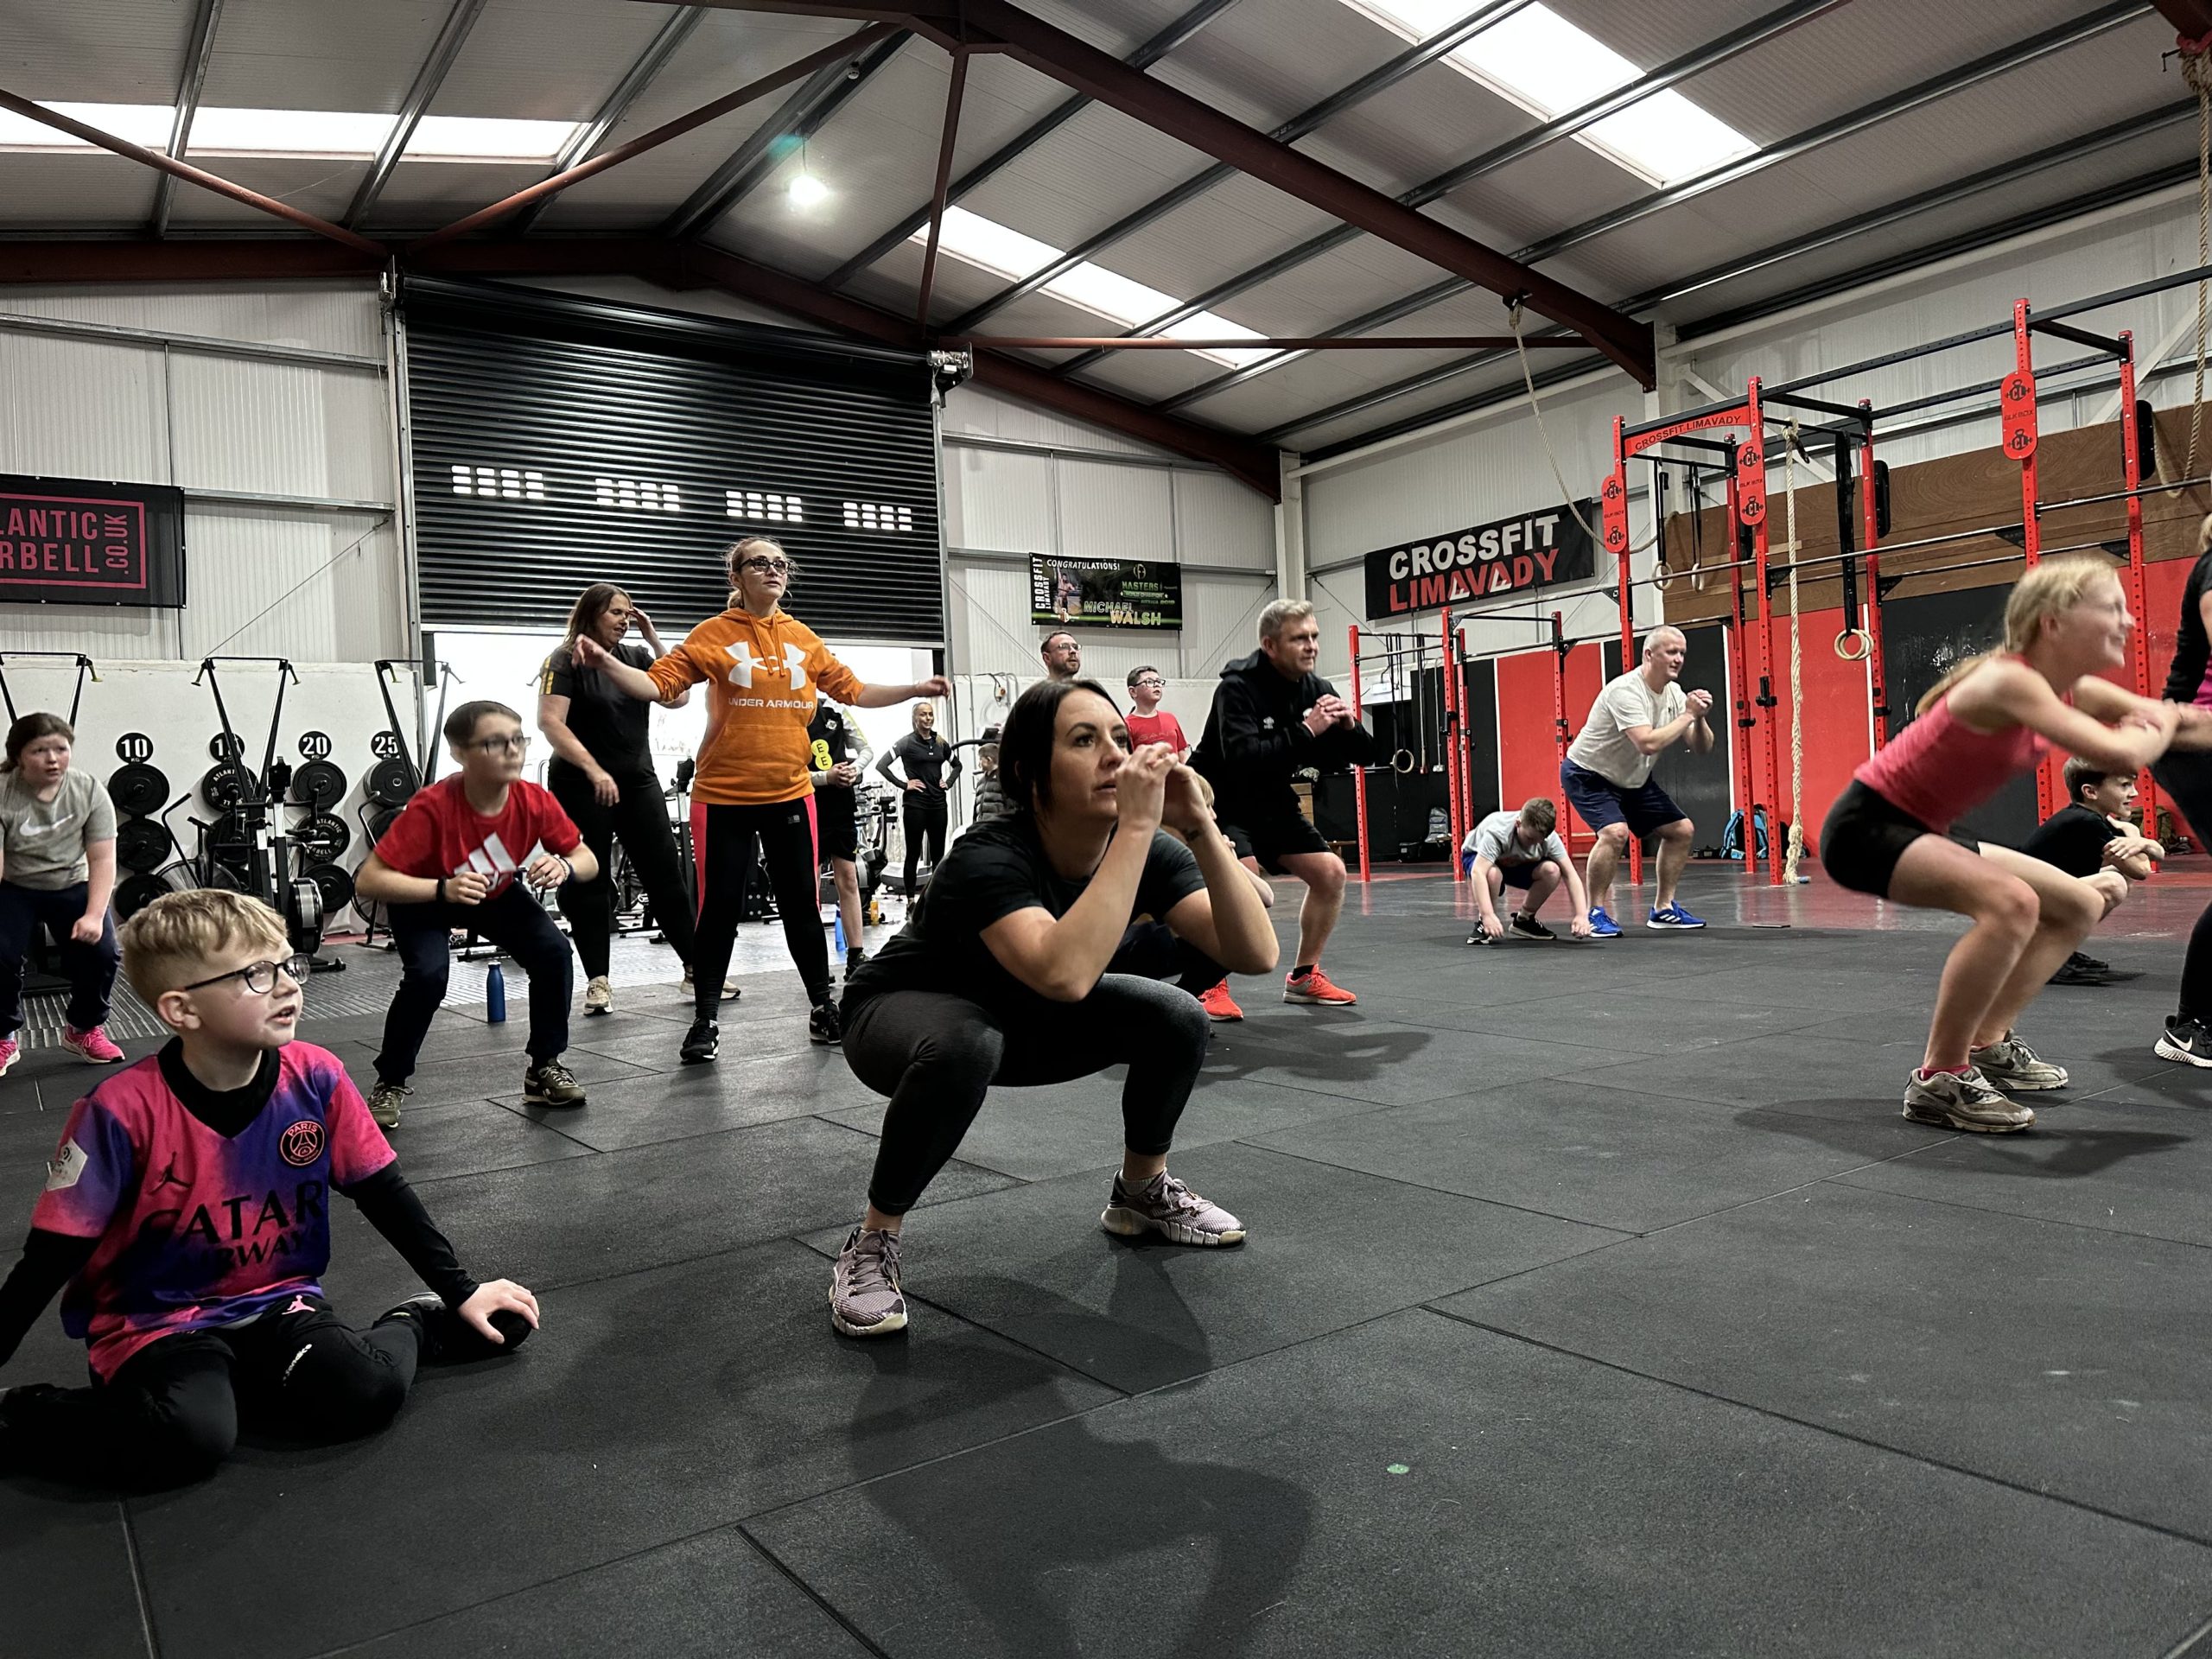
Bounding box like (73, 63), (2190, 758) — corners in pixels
(61, 1026), (125, 1065)
(0, 1037), (18, 1077)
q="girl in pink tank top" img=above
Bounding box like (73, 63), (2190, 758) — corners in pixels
(1819, 556), (2202, 1135)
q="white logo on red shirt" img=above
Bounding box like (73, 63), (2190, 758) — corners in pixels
(451, 833), (546, 896)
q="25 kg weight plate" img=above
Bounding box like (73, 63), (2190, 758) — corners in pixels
(117, 817), (173, 874)
(303, 861), (355, 916)
(295, 811), (350, 864)
(289, 759), (348, 810)
(366, 756), (417, 808)
(201, 764), (252, 809)
(108, 762), (169, 818)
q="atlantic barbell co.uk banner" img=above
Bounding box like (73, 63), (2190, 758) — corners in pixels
(1030, 554), (1184, 631)
(1361, 499), (1597, 619)
(0, 474), (186, 608)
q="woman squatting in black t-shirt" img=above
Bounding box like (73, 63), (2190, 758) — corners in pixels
(825, 678), (1281, 1338)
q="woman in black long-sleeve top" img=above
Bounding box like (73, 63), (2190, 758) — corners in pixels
(875, 703), (960, 897)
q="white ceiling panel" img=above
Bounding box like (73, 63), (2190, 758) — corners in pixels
(1083, 173), (1341, 309)
(1151, 0), (1411, 136)
(161, 157), (361, 230)
(1294, 56), (1539, 200)
(429, 0), (676, 121)
(0, 154), (158, 228)
(3, 0), (194, 103)
(1225, 234), (1454, 333)
(1073, 346), (1255, 405)
(1429, 137), (1649, 255)
(198, 0), (452, 114)
(959, 100), (1212, 251)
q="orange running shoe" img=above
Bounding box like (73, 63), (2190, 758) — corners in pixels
(1283, 968), (1357, 1005)
(1198, 981), (1243, 1022)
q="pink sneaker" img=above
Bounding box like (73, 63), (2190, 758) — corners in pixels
(0, 1037), (17, 1077)
(61, 1025), (125, 1065)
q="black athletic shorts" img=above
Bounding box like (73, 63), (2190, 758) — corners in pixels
(1219, 799), (1331, 871)
(815, 791), (858, 862)
(1820, 779), (1979, 898)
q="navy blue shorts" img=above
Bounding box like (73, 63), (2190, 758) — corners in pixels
(1560, 759), (1688, 840)
(1460, 854), (1541, 888)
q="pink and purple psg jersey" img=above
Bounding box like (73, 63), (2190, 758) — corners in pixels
(33, 1042), (392, 1379)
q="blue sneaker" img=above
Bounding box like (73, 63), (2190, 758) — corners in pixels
(1586, 906), (1623, 938)
(1648, 903), (1707, 930)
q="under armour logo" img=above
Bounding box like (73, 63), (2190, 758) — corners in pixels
(724, 641), (810, 690)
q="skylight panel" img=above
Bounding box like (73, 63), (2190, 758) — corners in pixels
(0, 102), (172, 150)
(0, 100), (583, 165)
(187, 108), (397, 158)
(407, 115), (581, 163)
(916, 207), (1270, 367)
(1346, 1), (1755, 186)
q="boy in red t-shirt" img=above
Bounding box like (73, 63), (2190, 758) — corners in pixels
(1123, 666), (1188, 759)
(0, 889), (538, 1489)
(354, 701), (600, 1128)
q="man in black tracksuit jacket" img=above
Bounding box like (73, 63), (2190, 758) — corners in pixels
(1189, 599), (1376, 1012)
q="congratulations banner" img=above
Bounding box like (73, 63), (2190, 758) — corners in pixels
(1030, 554), (1183, 632)
(1362, 500), (1595, 619)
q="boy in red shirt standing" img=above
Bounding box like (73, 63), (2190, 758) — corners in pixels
(1123, 667), (1188, 760)
(0, 889), (537, 1489)
(354, 700), (600, 1128)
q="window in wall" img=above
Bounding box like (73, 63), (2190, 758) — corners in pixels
(727, 489), (804, 522)
(595, 478), (682, 512)
(450, 465), (545, 499)
(842, 499), (915, 533)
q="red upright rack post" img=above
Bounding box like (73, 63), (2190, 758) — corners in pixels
(1618, 505), (1643, 892)
(1456, 626), (1478, 836)
(2117, 332), (2159, 836)
(1347, 625), (1371, 884)
(1859, 407), (1891, 750)
(1743, 378), (1783, 885)
(1602, 414), (1643, 891)
(2005, 298), (2058, 819)
(1440, 607), (1463, 878)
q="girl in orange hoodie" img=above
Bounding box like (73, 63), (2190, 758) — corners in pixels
(577, 537), (948, 1060)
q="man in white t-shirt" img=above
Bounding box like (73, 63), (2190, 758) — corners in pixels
(1560, 626), (1714, 936)
(1461, 797), (1592, 944)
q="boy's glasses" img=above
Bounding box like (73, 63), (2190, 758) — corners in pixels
(469, 734), (527, 754)
(1132, 677), (1165, 689)
(183, 956), (312, 995)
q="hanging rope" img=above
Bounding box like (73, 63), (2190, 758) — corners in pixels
(1781, 422), (1808, 886)
(2177, 40), (2212, 493)
(1509, 301), (1661, 565)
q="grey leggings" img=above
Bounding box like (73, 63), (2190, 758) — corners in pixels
(842, 976), (1211, 1216)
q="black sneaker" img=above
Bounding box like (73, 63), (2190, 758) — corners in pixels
(2156, 1017), (2212, 1069)
(2050, 953), (2112, 987)
(810, 1001), (842, 1046)
(1465, 928), (1495, 947)
(2077, 951), (2112, 973)
(680, 1018), (719, 1064)
(374, 1293), (532, 1363)
(1508, 912), (1555, 942)
(846, 947), (867, 974)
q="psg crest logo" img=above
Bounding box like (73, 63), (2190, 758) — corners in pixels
(279, 1119), (327, 1168)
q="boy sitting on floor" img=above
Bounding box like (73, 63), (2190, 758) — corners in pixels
(0, 889), (537, 1490)
(1463, 797), (1594, 944)
(2021, 757), (2164, 985)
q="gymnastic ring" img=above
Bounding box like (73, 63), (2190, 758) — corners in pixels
(1834, 627), (1872, 664)
(1390, 747), (1417, 774)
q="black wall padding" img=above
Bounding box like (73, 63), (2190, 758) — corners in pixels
(402, 277), (943, 641)
(1649, 622), (1732, 852)
(1881, 583), (2034, 844)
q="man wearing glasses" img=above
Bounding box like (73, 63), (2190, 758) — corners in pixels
(1040, 631), (1082, 683)
(1124, 667), (1189, 760)
(353, 700), (600, 1128)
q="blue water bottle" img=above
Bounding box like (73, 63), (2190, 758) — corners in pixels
(833, 910), (846, 954)
(486, 961), (506, 1023)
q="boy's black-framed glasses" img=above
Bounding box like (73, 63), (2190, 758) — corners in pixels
(182, 956), (312, 995)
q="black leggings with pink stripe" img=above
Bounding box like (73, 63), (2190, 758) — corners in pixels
(691, 798), (830, 1015)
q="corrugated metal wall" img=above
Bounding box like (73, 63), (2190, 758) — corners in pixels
(939, 384), (1278, 683)
(0, 282), (403, 662)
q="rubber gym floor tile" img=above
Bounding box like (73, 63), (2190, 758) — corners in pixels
(375, 1095), (595, 1184)
(357, 1044), (653, 1105)
(1827, 1089), (2212, 1249)
(746, 1306), (2212, 1659)
(1200, 1011), (1631, 1108)
(798, 1141), (1615, 1395)
(0, 1491), (148, 1659)
(395, 1113), (1014, 1293)
(489, 1046), (884, 1153)
(334, 1525), (873, 1659)
(1440, 1180), (2212, 1540)
(124, 1240), (1115, 1659)
(0, 1095), (67, 1169)
(568, 1014), (818, 1072)
(812, 1071), (1398, 1185)
(1247, 1081), (1955, 1233)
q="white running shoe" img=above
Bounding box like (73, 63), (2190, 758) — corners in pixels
(1902, 1066), (2033, 1134)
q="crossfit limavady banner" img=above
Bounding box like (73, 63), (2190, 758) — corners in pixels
(1362, 499), (1597, 618)
(1029, 554), (1183, 631)
(0, 474), (186, 607)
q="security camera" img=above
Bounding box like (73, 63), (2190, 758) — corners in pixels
(928, 349), (973, 407)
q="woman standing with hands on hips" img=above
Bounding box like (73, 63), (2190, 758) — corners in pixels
(826, 678), (1280, 1338)
(0, 714), (124, 1073)
(575, 537), (949, 1061)
(875, 702), (960, 897)
(537, 583), (734, 1016)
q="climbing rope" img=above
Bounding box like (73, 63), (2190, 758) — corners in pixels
(2177, 40), (2212, 493)
(1781, 422), (1808, 886)
(1508, 301), (1663, 570)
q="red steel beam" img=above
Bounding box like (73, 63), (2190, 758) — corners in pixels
(685, 0), (1654, 384)
(0, 88), (386, 257)
(950, 335), (1586, 350)
(2152, 1), (2212, 40)
(913, 49), (972, 324)
(414, 22), (899, 250)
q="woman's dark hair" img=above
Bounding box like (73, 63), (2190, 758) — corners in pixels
(2, 712), (72, 772)
(563, 582), (628, 647)
(998, 677), (1121, 817)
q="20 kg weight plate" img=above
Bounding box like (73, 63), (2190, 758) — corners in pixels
(108, 762), (169, 818)
(366, 756), (417, 808)
(289, 760), (347, 810)
(117, 817), (174, 874)
(295, 811), (350, 864)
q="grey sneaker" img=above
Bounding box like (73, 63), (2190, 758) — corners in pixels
(1971, 1033), (2068, 1091)
(583, 975), (613, 1015)
(1101, 1171), (1246, 1246)
(830, 1225), (907, 1337)
(1902, 1066), (2033, 1134)
(368, 1079), (410, 1130)
(522, 1059), (588, 1109)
